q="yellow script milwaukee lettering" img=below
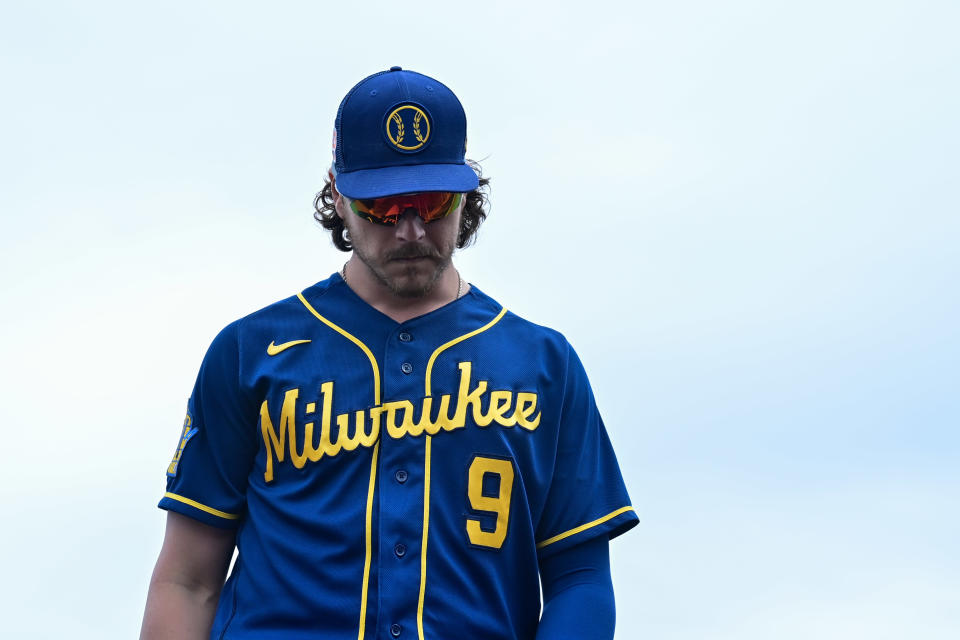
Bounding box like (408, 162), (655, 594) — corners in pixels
(259, 361), (541, 482)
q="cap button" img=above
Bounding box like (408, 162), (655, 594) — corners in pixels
(389, 65), (402, 71)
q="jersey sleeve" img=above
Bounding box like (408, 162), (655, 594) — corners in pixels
(535, 343), (639, 558)
(158, 320), (259, 529)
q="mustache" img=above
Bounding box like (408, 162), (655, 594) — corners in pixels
(386, 245), (442, 261)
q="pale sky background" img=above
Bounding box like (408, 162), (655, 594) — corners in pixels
(1, 1), (958, 638)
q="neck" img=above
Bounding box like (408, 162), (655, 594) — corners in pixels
(341, 256), (468, 324)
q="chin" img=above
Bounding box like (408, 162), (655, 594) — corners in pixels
(387, 274), (439, 298)
(386, 262), (445, 298)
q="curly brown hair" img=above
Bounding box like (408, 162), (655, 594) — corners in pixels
(313, 160), (491, 252)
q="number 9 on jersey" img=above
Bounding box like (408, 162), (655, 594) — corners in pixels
(466, 456), (515, 549)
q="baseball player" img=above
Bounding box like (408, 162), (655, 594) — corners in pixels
(141, 67), (638, 640)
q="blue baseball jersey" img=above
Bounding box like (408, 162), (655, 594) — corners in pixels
(160, 274), (638, 640)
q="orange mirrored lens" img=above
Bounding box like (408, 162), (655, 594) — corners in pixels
(350, 192), (461, 225)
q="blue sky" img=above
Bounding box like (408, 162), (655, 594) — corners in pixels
(1, 1), (957, 637)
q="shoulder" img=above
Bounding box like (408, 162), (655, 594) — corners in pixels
(464, 285), (575, 363)
(237, 274), (345, 329)
(203, 274), (349, 355)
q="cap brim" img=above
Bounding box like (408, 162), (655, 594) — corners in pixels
(335, 163), (479, 199)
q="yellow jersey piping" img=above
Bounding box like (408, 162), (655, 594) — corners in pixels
(163, 492), (239, 520)
(416, 435), (432, 640)
(424, 307), (508, 396)
(358, 441), (380, 640)
(297, 291), (381, 640)
(297, 292), (382, 404)
(418, 306), (508, 640)
(535, 506), (636, 549)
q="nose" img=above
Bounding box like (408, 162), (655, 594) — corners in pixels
(394, 208), (426, 242)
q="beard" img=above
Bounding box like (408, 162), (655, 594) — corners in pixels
(353, 240), (453, 298)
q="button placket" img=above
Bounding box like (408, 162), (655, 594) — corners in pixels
(379, 324), (425, 637)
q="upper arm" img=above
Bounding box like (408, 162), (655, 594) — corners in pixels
(536, 536), (615, 640)
(539, 535), (612, 602)
(141, 513), (236, 639)
(151, 511), (236, 593)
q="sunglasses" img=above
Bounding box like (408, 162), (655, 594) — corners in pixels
(349, 192), (463, 226)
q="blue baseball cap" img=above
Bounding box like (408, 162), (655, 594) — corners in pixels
(331, 66), (479, 199)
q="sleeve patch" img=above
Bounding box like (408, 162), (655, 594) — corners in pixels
(166, 409), (198, 477)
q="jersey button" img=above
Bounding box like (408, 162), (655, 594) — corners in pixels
(401, 362), (413, 374)
(398, 331), (412, 342)
(395, 469), (408, 484)
(390, 623), (403, 637)
(394, 543), (407, 558)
